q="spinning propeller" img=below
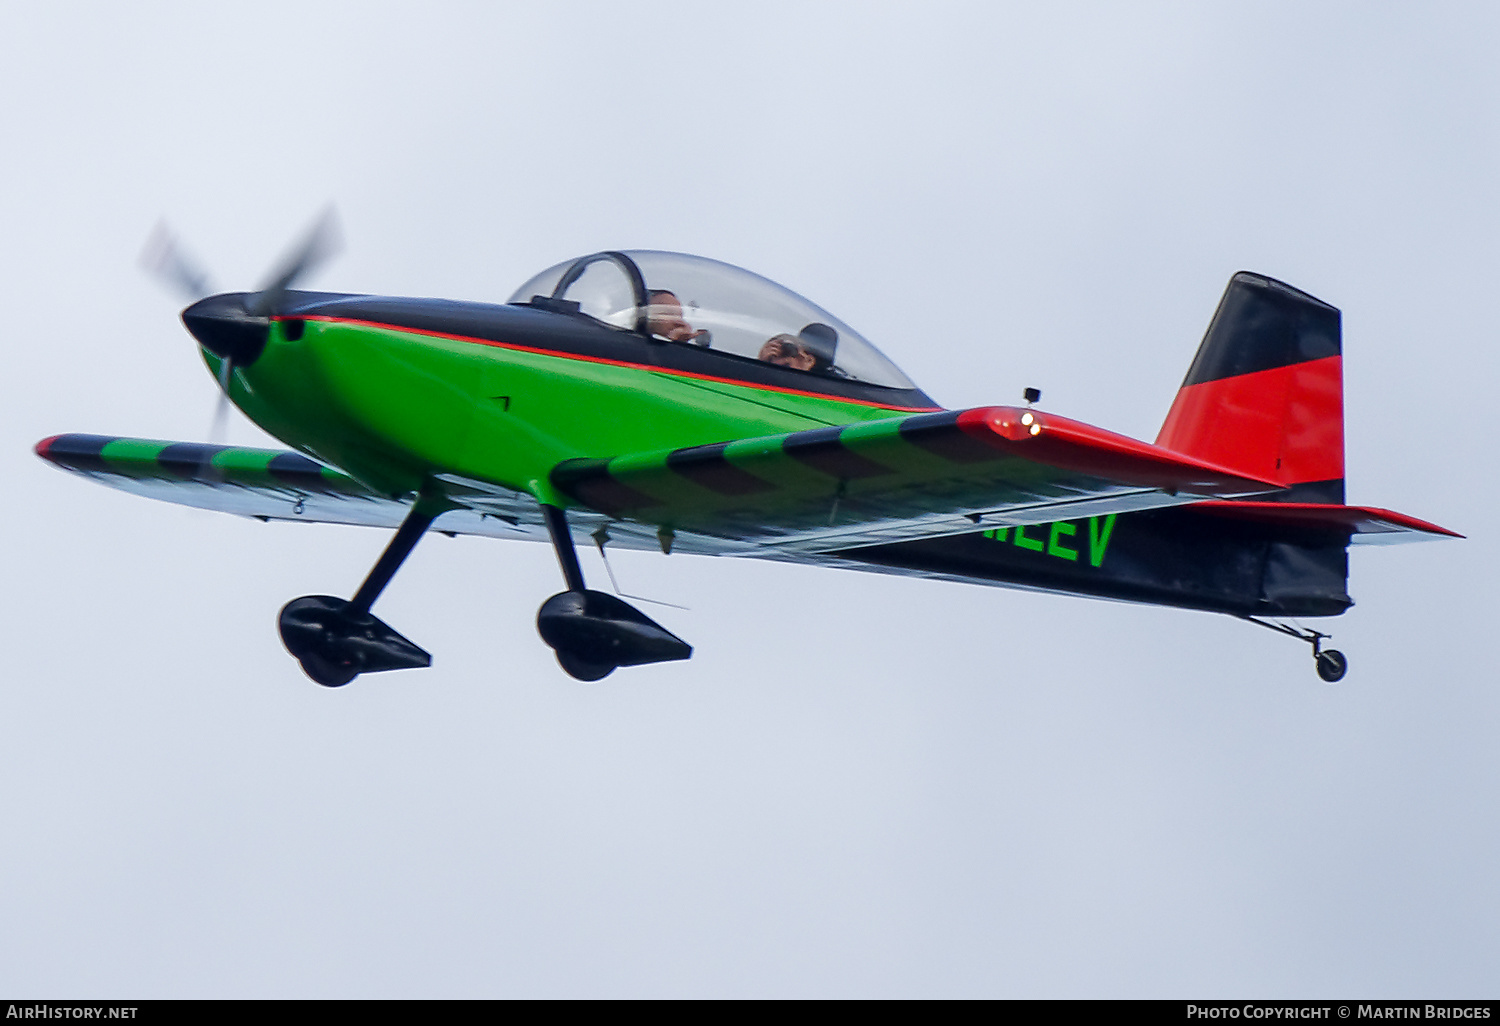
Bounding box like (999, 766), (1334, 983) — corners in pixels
(140, 208), (342, 444)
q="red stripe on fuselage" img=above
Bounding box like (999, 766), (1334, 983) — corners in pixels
(286, 315), (942, 414)
(1156, 355), (1343, 486)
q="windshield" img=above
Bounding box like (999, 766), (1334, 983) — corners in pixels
(507, 250), (916, 389)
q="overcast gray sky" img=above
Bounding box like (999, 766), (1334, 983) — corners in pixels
(2, 1), (1495, 998)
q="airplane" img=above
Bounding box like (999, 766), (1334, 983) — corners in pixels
(34, 217), (1460, 687)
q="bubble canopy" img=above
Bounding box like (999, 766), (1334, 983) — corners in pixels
(507, 250), (918, 390)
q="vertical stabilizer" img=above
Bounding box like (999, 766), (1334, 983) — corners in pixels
(1156, 273), (1344, 503)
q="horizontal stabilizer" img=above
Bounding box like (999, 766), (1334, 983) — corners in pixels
(1189, 501), (1462, 544)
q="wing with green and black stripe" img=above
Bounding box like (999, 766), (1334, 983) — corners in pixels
(550, 406), (1286, 553)
(35, 433), (416, 527)
(34, 433), (565, 546)
(33, 433), (731, 555)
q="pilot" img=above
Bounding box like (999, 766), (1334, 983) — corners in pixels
(645, 290), (710, 346)
(757, 323), (838, 372)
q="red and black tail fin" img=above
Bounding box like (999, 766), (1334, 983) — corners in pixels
(1156, 272), (1344, 503)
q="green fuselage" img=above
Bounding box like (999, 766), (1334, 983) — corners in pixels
(214, 297), (938, 505)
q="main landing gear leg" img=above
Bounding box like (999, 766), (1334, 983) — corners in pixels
(535, 505), (692, 681)
(278, 499), (443, 688)
(1242, 616), (1349, 683)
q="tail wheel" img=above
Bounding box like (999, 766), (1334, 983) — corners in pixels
(1315, 649), (1348, 684)
(1243, 617), (1351, 684)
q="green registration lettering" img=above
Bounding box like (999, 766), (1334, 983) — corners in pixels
(1047, 521), (1079, 560)
(1087, 514), (1117, 567)
(1012, 524), (1044, 552)
(985, 516), (1116, 567)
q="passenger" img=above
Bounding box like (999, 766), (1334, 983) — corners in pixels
(758, 333), (818, 371)
(758, 323), (838, 372)
(645, 289), (710, 345)
(795, 323), (838, 371)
